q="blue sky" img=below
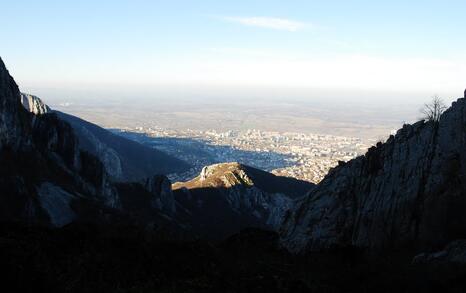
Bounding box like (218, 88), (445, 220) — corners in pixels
(2, 0), (466, 97)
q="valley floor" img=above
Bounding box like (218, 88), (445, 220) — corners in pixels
(115, 128), (371, 183)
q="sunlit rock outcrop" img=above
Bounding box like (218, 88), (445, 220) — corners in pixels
(173, 162), (314, 239)
(20, 93), (50, 115)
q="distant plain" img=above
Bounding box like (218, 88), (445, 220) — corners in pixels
(26, 85), (450, 141)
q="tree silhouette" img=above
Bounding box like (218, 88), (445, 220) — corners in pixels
(420, 95), (447, 122)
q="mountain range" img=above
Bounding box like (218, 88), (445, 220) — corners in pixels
(2, 56), (466, 291)
(173, 162), (314, 239)
(1, 60), (311, 238)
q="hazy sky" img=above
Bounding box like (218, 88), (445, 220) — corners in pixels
(2, 0), (466, 98)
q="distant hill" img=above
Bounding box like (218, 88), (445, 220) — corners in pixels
(19, 93), (190, 182)
(173, 162), (314, 240)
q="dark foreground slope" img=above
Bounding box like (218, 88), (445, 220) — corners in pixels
(1, 224), (466, 293)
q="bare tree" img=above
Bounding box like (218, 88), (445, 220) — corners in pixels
(420, 95), (447, 122)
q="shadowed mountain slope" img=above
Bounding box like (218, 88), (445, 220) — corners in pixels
(0, 58), (181, 229)
(55, 111), (190, 181)
(18, 93), (190, 182)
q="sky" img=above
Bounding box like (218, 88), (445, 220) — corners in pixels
(1, 0), (466, 101)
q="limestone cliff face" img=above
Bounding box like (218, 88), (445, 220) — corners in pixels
(0, 59), (30, 149)
(144, 175), (176, 215)
(20, 93), (50, 115)
(281, 97), (466, 253)
(58, 114), (124, 179)
(0, 57), (190, 230)
(0, 58), (122, 225)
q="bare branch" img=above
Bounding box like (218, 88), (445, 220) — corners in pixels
(420, 95), (447, 122)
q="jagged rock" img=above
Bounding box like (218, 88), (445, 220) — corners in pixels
(198, 162), (254, 187)
(66, 118), (124, 179)
(0, 57), (122, 224)
(0, 58), (30, 149)
(144, 175), (176, 215)
(281, 96), (466, 253)
(3, 57), (313, 240)
(20, 93), (50, 115)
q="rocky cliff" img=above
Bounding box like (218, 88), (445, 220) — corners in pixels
(4, 58), (299, 240)
(0, 57), (179, 228)
(0, 59), (30, 149)
(281, 96), (466, 253)
(0, 58), (123, 225)
(20, 93), (50, 115)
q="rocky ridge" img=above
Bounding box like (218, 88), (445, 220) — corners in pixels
(4, 61), (308, 239)
(281, 94), (466, 253)
(20, 93), (50, 115)
(0, 57), (178, 228)
(173, 162), (314, 239)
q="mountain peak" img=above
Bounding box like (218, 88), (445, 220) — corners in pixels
(196, 162), (253, 188)
(174, 162), (314, 198)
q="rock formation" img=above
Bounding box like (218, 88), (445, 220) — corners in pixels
(173, 162), (314, 239)
(145, 175), (176, 215)
(0, 57), (179, 227)
(0, 58), (29, 149)
(3, 58), (306, 240)
(281, 95), (466, 253)
(20, 93), (50, 115)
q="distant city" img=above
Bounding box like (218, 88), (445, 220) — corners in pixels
(114, 126), (373, 183)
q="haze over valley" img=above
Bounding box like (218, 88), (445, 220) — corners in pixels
(27, 86), (429, 140)
(20, 86), (433, 183)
